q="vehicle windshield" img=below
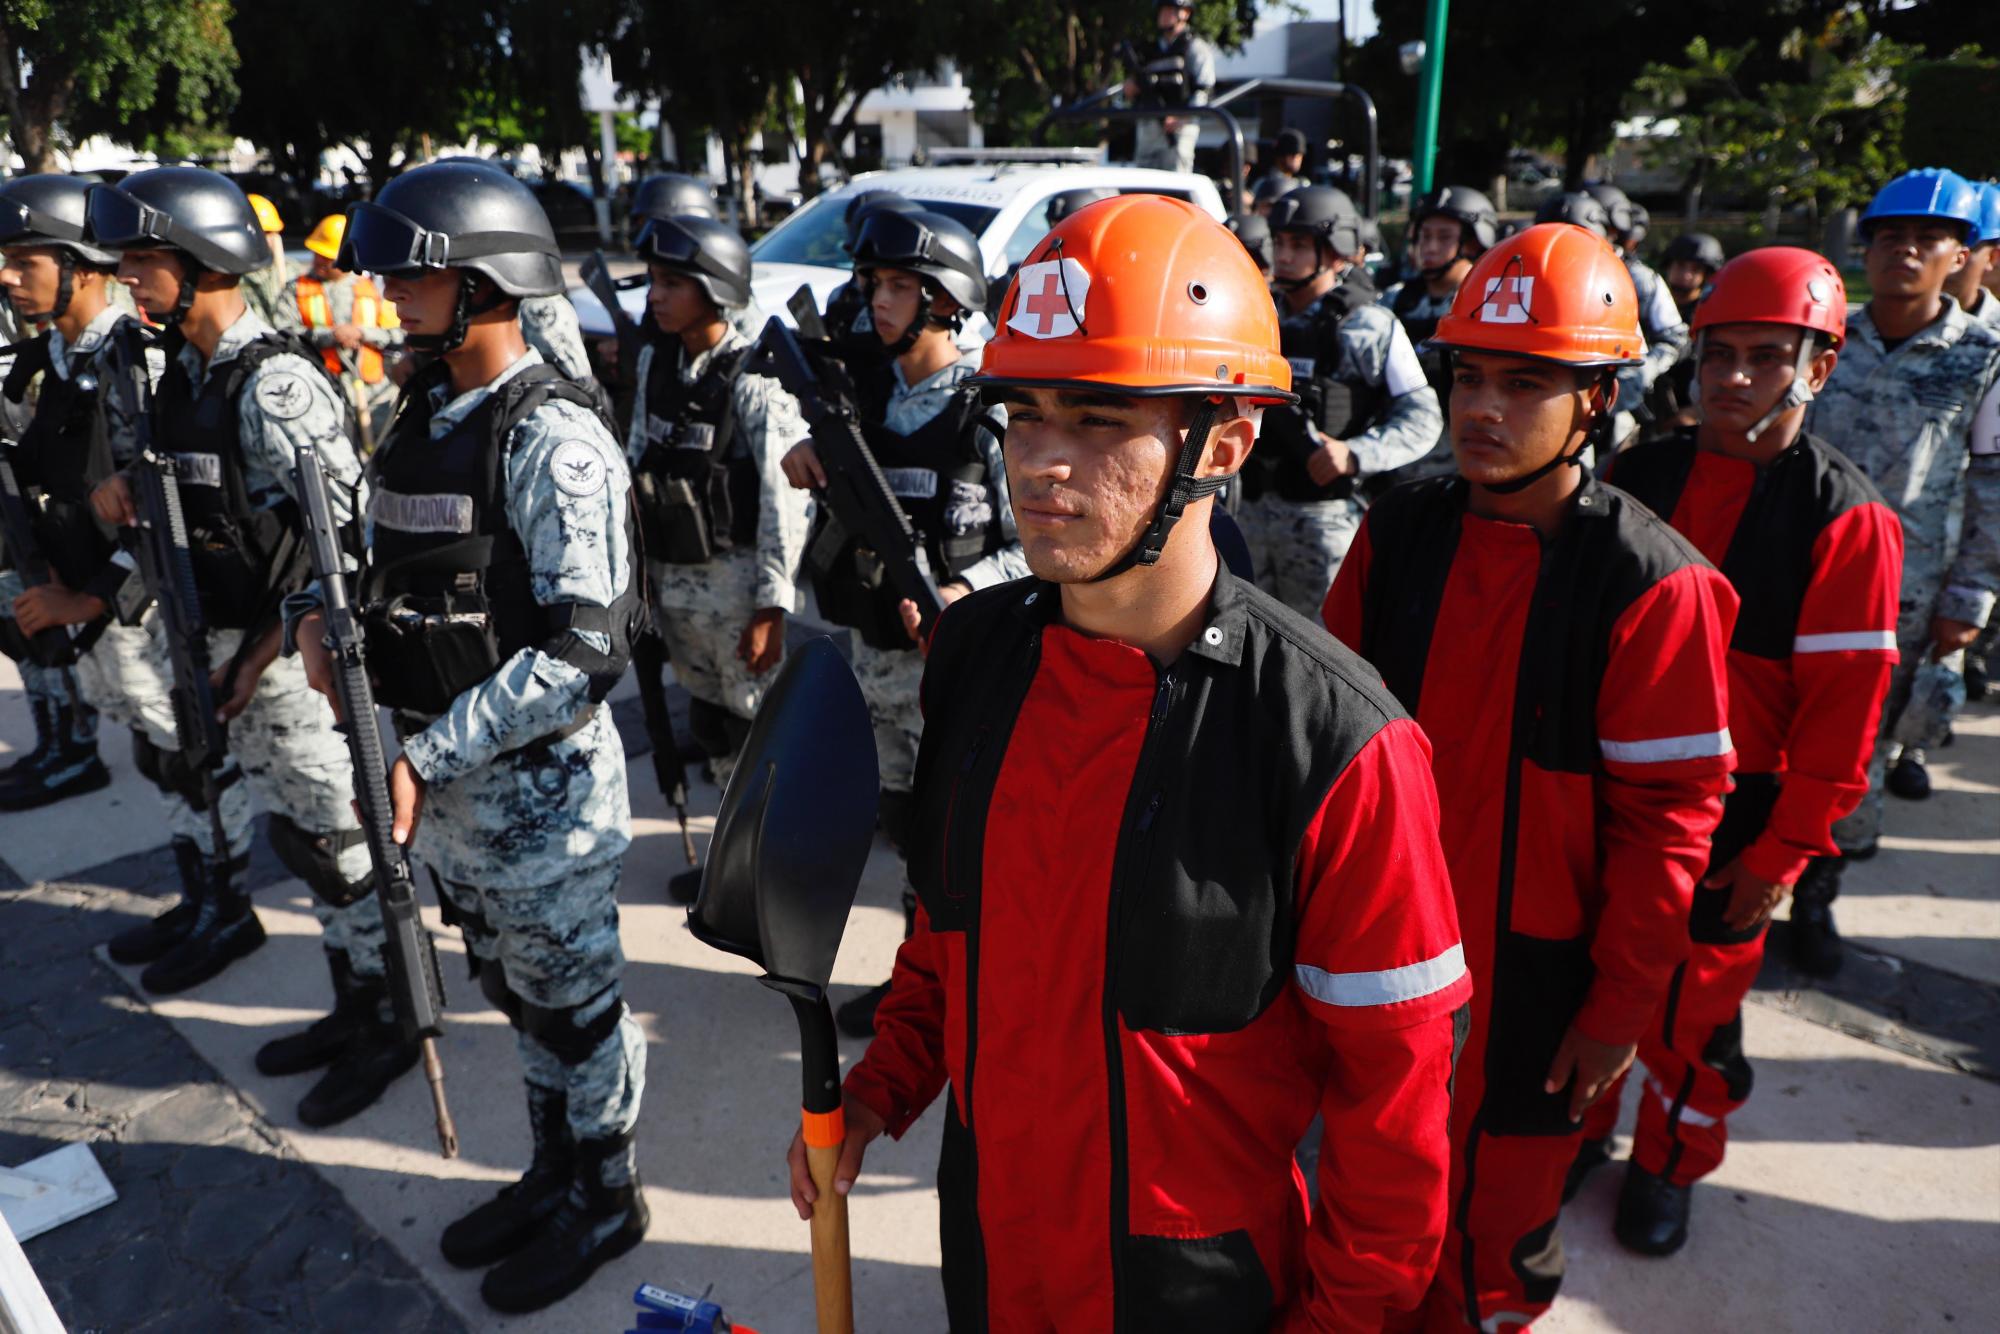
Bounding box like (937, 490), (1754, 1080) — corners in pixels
(752, 195), (999, 269)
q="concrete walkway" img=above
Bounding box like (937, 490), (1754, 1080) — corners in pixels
(2, 654), (1995, 1331)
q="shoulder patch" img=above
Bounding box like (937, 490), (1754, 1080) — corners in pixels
(550, 438), (609, 498)
(254, 369), (314, 421)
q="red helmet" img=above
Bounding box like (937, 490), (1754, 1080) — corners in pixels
(1429, 223), (1643, 368)
(1691, 246), (1846, 349)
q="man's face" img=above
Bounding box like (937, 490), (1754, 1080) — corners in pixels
(380, 268), (461, 337)
(646, 265), (716, 334)
(310, 252), (336, 281)
(1413, 217), (1468, 274)
(1000, 387), (1193, 582)
(1448, 351), (1598, 488)
(1271, 230), (1326, 284)
(0, 247), (62, 319)
(1695, 323), (1829, 437)
(1665, 259), (1711, 303)
(1950, 241), (1996, 307)
(118, 250), (187, 321)
(869, 267), (932, 345)
(1157, 4), (1186, 37)
(1277, 151), (1304, 177)
(1863, 217), (1967, 301)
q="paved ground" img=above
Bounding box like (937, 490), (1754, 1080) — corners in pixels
(1, 649), (1995, 1332)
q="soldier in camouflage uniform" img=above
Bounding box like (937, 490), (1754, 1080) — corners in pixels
(1245, 185), (1442, 617)
(299, 160), (646, 1315)
(0, 186), (109, 810)
(622, 214), (810, 903)
(83, 170), (402, 1127)
(239, 193), (291, 328)
(1793, 167), (2000, 975)
(782, 208), (1024, 1036)
(1585, 183), (1691, 449)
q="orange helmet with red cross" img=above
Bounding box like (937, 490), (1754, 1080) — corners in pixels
(1428, 222), (1644, 368)
(976, 193), (1295, 404)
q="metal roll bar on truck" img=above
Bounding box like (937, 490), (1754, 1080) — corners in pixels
(1036, 77), (1380, 220)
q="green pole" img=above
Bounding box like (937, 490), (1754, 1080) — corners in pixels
(1412, 0), (1450, 196)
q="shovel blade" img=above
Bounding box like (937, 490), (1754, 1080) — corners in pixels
(688, 637), (880, 993)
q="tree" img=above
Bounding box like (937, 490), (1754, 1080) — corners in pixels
(0, 0), (238, 173)
(774, 2), (953, 196)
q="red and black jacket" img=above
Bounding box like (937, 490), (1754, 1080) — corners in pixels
(846, 571), (1471, 1332)
(1606, 429), (1902, 916)
(1323, 474), (1736, 1105)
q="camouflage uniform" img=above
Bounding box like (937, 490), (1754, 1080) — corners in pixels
(1378, 278), (1462, 482)
(1803, 300), (2000, 850)
(171, 308), (383, 967)
(851, 352), (1024, 794)
(1614, 255), (1691, 443)
(1965, 288), (2000, 329)
(520, 294), (594, 384)
(240, 250), (290, 329)
(272, 269), (405, 415)
(1239, 294), (1443, 618)
(380, 348), (644, 1144)
(627, 328), (811, 786)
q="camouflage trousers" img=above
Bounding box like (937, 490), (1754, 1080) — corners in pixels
(0, 568), (99, 754)
(440, 858), (646, 1142)
(1835, 582), (1945, 854)
(1236, 493), (1366, 621)
(209, 629), (383, 976)
(653, 556), (768, 790)
(1134, 118), (1200, 173)
(852, 638), (925, 795)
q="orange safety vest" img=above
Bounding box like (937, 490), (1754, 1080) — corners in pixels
(295, 276), (396, 383)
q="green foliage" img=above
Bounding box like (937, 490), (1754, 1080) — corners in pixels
(1902, 57), (2000, 178)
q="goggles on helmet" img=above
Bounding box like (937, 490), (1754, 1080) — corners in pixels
(339, 200), (553, 276)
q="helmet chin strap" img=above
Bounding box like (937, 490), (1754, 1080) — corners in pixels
(405, 273), (506, 354)
(1274, 238), (1334, 292)
(1087, 397), (1229, 582)
(1477, 373), (1608, 496)
(161, 257), (205, 326)
(877, 279), (960, 358)
(1686, 331), (1820, 442)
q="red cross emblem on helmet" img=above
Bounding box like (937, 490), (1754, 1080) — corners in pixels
(1479, 275), (1534, 324)
(1007, 257), (1092, 339)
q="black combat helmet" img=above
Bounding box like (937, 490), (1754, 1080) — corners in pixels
(1534, 191), (1612, 240)
(1252, 173), (1301, 209)
(0, 175), (119, 266)
(631, 173), (717, 224)
(849, 208), (987, 315)
(1225, 212), (1272, 272)
(1663, 231), (1726, 273)
(84, 167), (266, 276)
(635, 214), (752, 309)
(1044, 186), (1119, 226)
(1410, 184), (1499, 255)
(1266, 184), (1364, 261)
(340, 159), (563, 298)
(841, 189), (922, 248)
(1581, 181), (1638, 237)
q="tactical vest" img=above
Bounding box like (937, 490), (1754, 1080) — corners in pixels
(2, 331), (120, 590)
(360, 361), (643, 720)
(1251, 275), (1387, 502)
(295, 276), (391, 383)
(1389, 279), (1458, 414)
(628, 339), (759, 564)
(809, 388), (994, 651)
(152, 330), (324, 628)
(1134, 30), (1201, 109)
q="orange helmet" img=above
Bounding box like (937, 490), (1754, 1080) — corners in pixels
(1691, 246), (1846, 348)
(977, 193), (1293, 404)
(1429, 222), (1643, 368)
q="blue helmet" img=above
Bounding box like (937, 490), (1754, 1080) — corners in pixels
(1976, 181), (2000, 247)
(1860, 168), (1982, 241)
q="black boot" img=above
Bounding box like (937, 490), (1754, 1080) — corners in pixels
(140, 854), (264, 994)
(480, 1130), (649, 1314)
(1563, 1136), (1612, 1204)
(295, 1002), (420, 1127)
(0, 702), (109, 811)
(1613, 1161), (1691, 1256)
(256, 950), (382, 1076)
(441, 1084), (574, 1268)
(0, 692), (55, 783)
(667, 866), (704, 906)
(1886, 751), (1931, 800)
(1788, 856), (1845, 978)
(108, 839), (207, 966)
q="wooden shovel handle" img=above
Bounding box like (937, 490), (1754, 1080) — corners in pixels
(803, 1113), (855, 1334)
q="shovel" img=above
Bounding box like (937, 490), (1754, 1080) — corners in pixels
(688, 637), (878, 1334)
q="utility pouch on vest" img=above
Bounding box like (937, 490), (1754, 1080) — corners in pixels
(360, 538), (505, 715)
(632, 470), (715, 565)
(805, 515), (917, 653)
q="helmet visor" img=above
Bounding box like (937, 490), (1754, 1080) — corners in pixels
(634, 216), (702, 267)
(339, 201), (449, 274)
(849, 210), (946, 268)
(84, 186), (175, 250)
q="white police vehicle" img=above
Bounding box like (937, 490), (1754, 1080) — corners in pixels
(568, 161), (1227, 339)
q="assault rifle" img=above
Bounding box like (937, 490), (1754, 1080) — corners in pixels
(631, 628), (699, 866)
(581, 250), (646, 385)
(107, 337), (234, 867)
(292, 439), (460, 1159)
(748, 288), (944, 642)
(0, 444), (98, 666)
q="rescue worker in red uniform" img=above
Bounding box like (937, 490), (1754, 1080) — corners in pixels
(1574, 248), (1903, 1254)
(786, 195), (1472, 1330)
(1321, 223), (1738, 1330)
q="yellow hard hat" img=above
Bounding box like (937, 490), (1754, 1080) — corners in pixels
(305, 214), (346, 259)
(247, 193), (283, 234)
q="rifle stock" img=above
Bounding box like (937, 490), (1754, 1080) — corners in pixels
(749, 294), (944, 640)
(582, 249), (643, 384)
(292, 441), (459, 1159)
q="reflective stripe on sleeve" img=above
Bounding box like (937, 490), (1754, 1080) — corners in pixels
(1793, 630), (1897, 654)
(1294, 943), (1466, 1008)
(1599, 728), (1732, 765)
